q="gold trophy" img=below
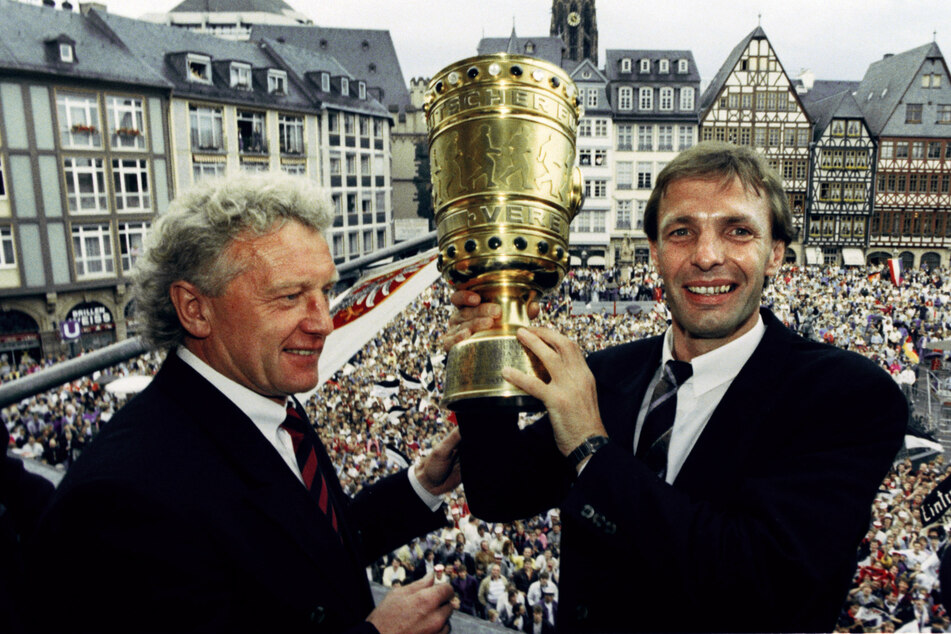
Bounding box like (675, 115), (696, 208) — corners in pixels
(424, 54), (583, 411)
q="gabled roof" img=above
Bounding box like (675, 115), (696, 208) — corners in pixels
(476, 34), (565, 68)
(0, 0), (170, 89)
(796, 79), (861, 108)
(95, 10), (312, 110)
(603, 49), (699, 82)
(260, 38), (389, 118)
(699, 26), (766, 112)
(806, 90), (867, 137)
(249, 24), (409, 111)
(855, 42), (943, 135)
(170, 0), (299, 14)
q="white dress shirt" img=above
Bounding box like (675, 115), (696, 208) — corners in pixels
(633, 315), (766, 484)
(176, 347), (442, 508)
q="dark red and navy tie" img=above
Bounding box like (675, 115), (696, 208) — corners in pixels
(281, 403), (340, 536)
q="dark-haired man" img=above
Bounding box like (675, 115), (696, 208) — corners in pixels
(447, 142), (907, 632)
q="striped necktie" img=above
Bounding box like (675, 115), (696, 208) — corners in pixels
(281, 402), (340, 536)
(636, 360), (693, 478)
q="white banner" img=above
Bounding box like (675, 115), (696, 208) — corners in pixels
(304, 249), (440, 398)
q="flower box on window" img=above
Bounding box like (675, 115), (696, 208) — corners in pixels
(116, 127), (141, 137)
(71, 124), (98, 134)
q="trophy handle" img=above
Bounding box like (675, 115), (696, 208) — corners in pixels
(568, 166), (584, 221)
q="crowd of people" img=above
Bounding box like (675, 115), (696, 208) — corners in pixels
(6, 262), (951, 630)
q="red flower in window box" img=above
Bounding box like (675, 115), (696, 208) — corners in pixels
(70, 124), (98, 134)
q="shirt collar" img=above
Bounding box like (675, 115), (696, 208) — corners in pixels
(176, 347), (289, 431)
(661, 313), (767, 396)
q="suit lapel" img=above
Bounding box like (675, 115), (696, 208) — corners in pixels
(673, 309), (793, 491)
(153, 354), (357, 569)
(594, 336), (664, 453)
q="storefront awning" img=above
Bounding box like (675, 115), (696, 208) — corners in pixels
(804, 247), (822, 265)
(842, 248), (864, 266)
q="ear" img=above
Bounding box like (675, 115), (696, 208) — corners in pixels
(169, 280), (213, 339)
(648, 239), (660, 270)
(765, 239), (785, 277)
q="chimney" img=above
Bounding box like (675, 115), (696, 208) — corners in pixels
(883, 53), (894, 59)
(43, 0), (55, 7)
(80, 2), (106, 14)
(61, 0), (74, 10)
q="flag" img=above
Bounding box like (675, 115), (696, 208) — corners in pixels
(370, 378), (400, 399)
(887, 258), (902, 285)
(306, 249), (440, 397)
(867, 271), (881, 283)
(399, 369), (423, 390)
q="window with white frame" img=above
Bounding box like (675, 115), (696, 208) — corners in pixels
(621, 58), (631, 73)
(659, 59), (669, 73)
(377, 229), (386, 249)
(616, 200), (632, 229)
(375, 191), (386, 215)
(616, 162), (633, 189)
(186, 54), (212, 84)
(341, 78), (350, 96)
(332, 234), (344, 258)
(637, 162), (652, 189)
(57, 91), (102, 149)
(359, 116), (370, 137)
(583, 179), (607, 198)
(230, 62), (252, 90)
(363, 231), (373, 253)
(60, 43), (74, 63)
(189, 105), (224, 151)
(63, 157), (108, 214)
(616, 124), (633, 150)
(578, 119), (592, 137)
(330, 155), (341, 175)
(638, 125), (653, 151)
(118, 221), (149, 272)
(578, 149), (592, 166)
(268, 70), (288, 95)
(344, 114), (355, 135)
(236, 110), (267, 154)
(594, 119), (608, 137)
(192, 161), (226, 181)
(358, 82), (366, 100)
(112, 159), (151, 212)
(321, 73), (331, 92)
(585, 88), (598, 108)
(278, 114), (304, 154)
(680, 87), (695, 111)
(348, 231), (359, 256)
(639, 59), (651, 73)
(105, 96), (146, 150)
(678, 59), (689, 73)
(678, 125), (693, 149)
(639, 87), (653, 110)
(72, 223), (114, 278)
(618, 86), (633, 110)
(658, 125), (673, 151)
(659, 87), (674, 111)
(0, 226), (14, 267)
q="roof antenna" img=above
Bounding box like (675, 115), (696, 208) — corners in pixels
(758, 12), (762, 27)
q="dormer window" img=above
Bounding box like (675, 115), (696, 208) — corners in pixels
(268, 69), (288, 95)
(525, 42), (535, 54)
(639, 59), (651, 74)
(341, 77), (349, 96)
(321, 73), (330, 92)
(358, 81), (366, 100)
(230, 62), (252, 90)
(620, 58), (631, 73)
(187, 54), (212, 84)
(659, 59), (669, 73)
(60, 43), (74, 63)
(678, 59), (689, 74)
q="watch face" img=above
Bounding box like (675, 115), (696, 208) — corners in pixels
(567, 11), (581, 26)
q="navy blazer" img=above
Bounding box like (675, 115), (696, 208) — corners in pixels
(458, 308), (907, 632)
(32, 353), (446, 633)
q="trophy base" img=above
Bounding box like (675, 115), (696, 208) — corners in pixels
(441, 331), (548, 413)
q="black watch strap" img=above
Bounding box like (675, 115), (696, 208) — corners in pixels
(568, 435), (610, 468)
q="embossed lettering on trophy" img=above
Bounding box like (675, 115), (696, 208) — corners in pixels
(424, 54), (584, 411)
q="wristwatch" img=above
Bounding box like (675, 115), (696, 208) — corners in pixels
(568, 435), (610, 468)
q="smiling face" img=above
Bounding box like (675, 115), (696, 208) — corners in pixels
(186, 221), (336, 402)
(650, 176), (784, 361)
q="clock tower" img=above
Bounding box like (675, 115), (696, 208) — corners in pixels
(550, 0), (598, 65)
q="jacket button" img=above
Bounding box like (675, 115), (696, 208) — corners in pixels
(576, 604), (589, 621)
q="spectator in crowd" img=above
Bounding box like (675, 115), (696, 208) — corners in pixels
(479, 563), (508, 617)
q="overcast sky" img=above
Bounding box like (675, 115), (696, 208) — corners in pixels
(100, 0), (950, 85)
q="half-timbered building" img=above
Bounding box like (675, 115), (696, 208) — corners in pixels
(858, 43), (951, 270)
(699, 27), (812, 258)
(801, 90), (877, 266)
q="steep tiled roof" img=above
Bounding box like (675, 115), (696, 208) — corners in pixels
(603, 49), (700, 82)
(855, 43), (942, 135)
(806, 90), (866, 138)
(0, 0), (170, 89)
(797, 80), (861, 107)
(699, 26), (765, 113)
(477, 35), (566, 68)
(170, 0), (300, 14)
(250, 24), (410, 111)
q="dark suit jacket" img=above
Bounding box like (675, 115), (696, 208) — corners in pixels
(458, 308), (907, 632)
(31, 353), (446, 633)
